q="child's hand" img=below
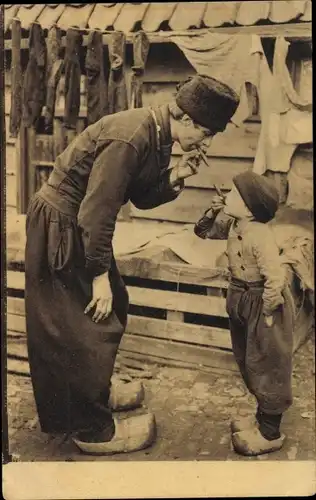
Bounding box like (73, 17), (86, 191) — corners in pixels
(264, 314), (274, 327)
(211, 195), (225, 213)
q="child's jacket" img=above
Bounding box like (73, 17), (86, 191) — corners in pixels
(194, 209), (286, 316)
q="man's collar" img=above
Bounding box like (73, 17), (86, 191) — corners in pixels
(152, 105), (172, 147)
(152, 105), (173, 169)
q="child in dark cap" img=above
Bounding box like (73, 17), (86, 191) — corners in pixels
(194, 171), (295, 456)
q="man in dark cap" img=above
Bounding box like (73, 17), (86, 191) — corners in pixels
(194, 171), (295, 456)
(25, 75), (239, 455)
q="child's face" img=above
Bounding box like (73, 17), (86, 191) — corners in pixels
(223, 185), (253, 219)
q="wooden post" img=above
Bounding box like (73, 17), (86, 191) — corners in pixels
(53, 118), (66, 158)
(18, 126), (29, 213)
(26, 127), (37, 206)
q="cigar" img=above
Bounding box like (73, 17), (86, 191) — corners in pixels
(214, 184), (225, 198)
(196, 147), (210, 167)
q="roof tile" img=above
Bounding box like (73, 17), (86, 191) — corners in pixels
(88, 3), (123, 29)
(236, 1), (270, 26)
(57, 3), (95, 30)
(114, 3), (149, 32)
(142, 3), (177, 32)
(269, 1), (307, 24)
(15, 4), (46, 30)
(203, 2), (238, 27)
(4, 2), (312, 34)
(4, 5), (21, 31)
(169, 2), (207, 30)
(36, 4), (66, 30)
(300, 0), (312, 21)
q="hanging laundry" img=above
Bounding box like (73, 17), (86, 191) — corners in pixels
(85, 30), (109, 126)
(253, 36), (312, 176)
(273, 37), (312, 112)
(280, 108), (313, 145)
(166, 32), (269, 126)
(22, 22), (47, 128)
(130, 31), (150, 109)
(169, 32), (258, 95)
(108, 31), (128, 114)
(9, 19), (23, 138)
(286, 145), (313, 211)
(44, 25), (63, 132)
(63, 28), (83, 129)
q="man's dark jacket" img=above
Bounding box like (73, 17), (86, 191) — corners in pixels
(47, 105), (181, 277)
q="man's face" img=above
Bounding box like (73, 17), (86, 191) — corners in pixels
(176, 115), (213, 152)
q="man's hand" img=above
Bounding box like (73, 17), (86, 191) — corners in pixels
(170, 152), (201, 186)
(264, 314), (274, 327)
(84, 271), (113, 323)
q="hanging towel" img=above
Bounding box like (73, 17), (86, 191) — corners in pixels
(85, 30), (109, 125)
(63, 28), (83, 129)
(130, 31), (150, 109)
(108, 31), (128, 114)
(44, 25), (63, 132)
(22, 22), (47, 128)
(9, 19), (23, 138)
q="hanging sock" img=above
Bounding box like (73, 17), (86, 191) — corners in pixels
(44, 25), (63, 132)
(85, 30), (109, 126)
(63, 28), (83, 130)
(130, 31), (150, 109)
(9, 19), (23, 138)
(22, 22), (47, 128)
(108, 31), (128, 114)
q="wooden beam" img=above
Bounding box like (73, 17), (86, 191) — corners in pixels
(117, 350), (237, 376)
(6, 274), (228, 318)
(7, 270), (25, 290)
(7, 314), (26, 333)
(128, 286), (228, 317)
(6, 301), (232, 350)
(119, 334), (237, 373)
(7, 339), (28, 360)
(118, 257), (229, 288)
(3, 23), (312, 51)
(7, 358), (30, 377)
(127, 315), (231, 350)
(7, 255), (230, 289)
(7, 297), (25, 316)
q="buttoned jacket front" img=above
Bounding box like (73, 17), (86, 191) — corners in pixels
(194, 210), (287, 314)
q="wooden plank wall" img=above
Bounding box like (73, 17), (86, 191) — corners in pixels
(5, 42), (259, 224)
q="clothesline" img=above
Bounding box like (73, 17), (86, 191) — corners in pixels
(10, 18), (310, 41)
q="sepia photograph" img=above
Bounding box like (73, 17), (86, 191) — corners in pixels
(2, 2), (314, 498)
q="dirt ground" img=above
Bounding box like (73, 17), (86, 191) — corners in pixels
(5, 335), (315, 463)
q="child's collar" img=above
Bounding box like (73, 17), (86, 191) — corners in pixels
(232, 216), (255, 233)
